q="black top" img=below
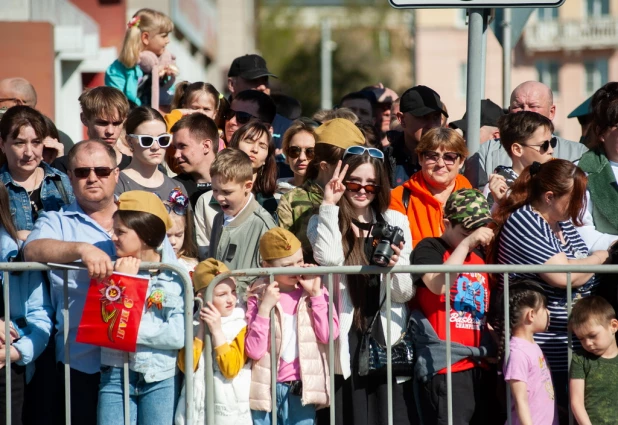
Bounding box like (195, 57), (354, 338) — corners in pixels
(173, 173), (212, 209)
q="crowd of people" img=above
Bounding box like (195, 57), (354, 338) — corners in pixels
(1, 6), (618, 425)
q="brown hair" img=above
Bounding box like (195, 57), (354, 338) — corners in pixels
(229, 121), (276, 196)
(589, 82), (618, 151)
(489, 159), (588, 263)
(304, 143), (346, 182)
(125, 106), (166, 134)
(281, 119), (318, 154)
(0, 105), (48, 142)
(416, 127), (468, 159)
(498, 111), (554, 158)
(67, 140), (118, 170)
(338, 153), (391, 330)
(79, 86), (130, 122)
(312, 107), (359, 125)
(210, 148), (253, 184)
(569, 295), (616, 331)
(171, 81), (228, 129)
(118, 8), (174, 69)
(170, 210), (198, 260)
(170, 114), (220, 152)
(0, 184), (18, 242)
(114, 210), (166, 249)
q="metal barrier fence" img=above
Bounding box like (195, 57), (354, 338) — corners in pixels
(204, 264), (618, 425)
(0, 261), (195, 425)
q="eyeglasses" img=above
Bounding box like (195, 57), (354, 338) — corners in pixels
(521, 136), (557, 154)
(224, 109), (259, 125)
(287, 146), (315, 160)
(422, 151), (461, 166)
(342, 146), (384, 162)
(344, 181), (381, 194)
(72, 167), (117, 179)
(128, 134), (172, 148)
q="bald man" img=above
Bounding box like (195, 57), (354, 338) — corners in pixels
(0, 77), (37, 109)
(465, 81), (588, 188)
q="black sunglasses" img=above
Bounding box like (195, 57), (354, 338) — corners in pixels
(422, 151), (461, 166)
(224, 109), (259, 125)
(344, 181), (381, 194)
(522, 136), (557, 154)
(72, 167), (117, 179)
(287, 146), (315, 160)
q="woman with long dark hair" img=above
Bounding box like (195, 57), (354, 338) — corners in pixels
(307, 147), (415, 425)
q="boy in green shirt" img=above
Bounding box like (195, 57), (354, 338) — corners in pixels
(569, 296), (618, 425)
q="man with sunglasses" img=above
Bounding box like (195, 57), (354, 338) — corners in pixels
(224, 89), (276, 143)
(383, 85), (448, 187)
(24, 140), (120, 424)
(465, 81), (588, 189)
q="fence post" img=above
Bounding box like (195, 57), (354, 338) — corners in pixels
(445, 272), (453, 425)
(3, 271), (10, 425)
(269, 274), (277, 425)
(385, 272), (393, 425)
(504, 272), (511, 425)
(567, 272), (573, 425)
(63, 270), (71, 425)
(327, 273), (335, 424)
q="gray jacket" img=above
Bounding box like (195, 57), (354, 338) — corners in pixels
(410, 309), (495, 383)
(464, 135), (588, 188)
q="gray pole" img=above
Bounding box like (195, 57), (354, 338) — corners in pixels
(502, 8), (512, 108)
(465, 8), (488, 168)
(480, 11), (488, 99)
(321, 19), (333, 110)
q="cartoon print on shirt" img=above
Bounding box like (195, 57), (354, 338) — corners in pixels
(450, 272), (488, 330)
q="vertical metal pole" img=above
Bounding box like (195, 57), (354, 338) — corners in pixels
(270, 274), (277, 425)
(321, 19), (333, 110)
(567, 272), (573, 425)
(504, 273), (512, 425)
(205, 290), (215, 425)
(480, 10), (488, 99)
(327, 273), (336, 424)
(445, 272), (452, 425)
(502, 8), (512, 108)
(123, 354), (130, 425)
(63, 270), (71, 425)
(465, 9), (489, 188)
(385, 273), (393, 425)
(3, 271), (10, 425)
(182, 271), (194, 425)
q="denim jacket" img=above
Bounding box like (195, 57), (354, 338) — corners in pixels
(101, 241), (185, 383)
(0, 227), (53, 383)
(0, 162), (74, 231)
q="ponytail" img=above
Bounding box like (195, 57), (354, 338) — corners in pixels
(170, 81), (190, 110)
(118, 8), (174, 69)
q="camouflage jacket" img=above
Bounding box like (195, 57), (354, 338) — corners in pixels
(276, 179), (324, 263)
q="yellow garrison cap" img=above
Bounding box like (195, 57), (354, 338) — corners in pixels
(315, 118), (365, 149)
(193, 258), (230, 293)
(117, 190), (174, 231)
(259, 228), (302, 261)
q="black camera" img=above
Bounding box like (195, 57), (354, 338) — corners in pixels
(371, 223), (405, 267)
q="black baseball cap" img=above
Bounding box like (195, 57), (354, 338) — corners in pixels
(228, 54), (278, 80)
(449, 99), (506, 135)
(400, 85), (448, 118)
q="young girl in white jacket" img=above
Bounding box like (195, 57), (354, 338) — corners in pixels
(307, 146), (416, 425)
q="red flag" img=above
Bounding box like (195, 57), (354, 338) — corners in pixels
(76, 272), (149, 352)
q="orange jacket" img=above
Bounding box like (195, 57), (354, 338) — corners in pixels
(389, 172), (472, 247)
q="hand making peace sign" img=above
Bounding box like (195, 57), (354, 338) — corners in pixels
(323, 160), (349, 206)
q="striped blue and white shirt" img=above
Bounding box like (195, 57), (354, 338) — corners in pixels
(498, 204), (598, 372)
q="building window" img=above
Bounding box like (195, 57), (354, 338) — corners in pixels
(584, 59), (609, 96)
(536, 60), (560, 94)
(585, 0), (609, 17)
(459, 63), (467, 99)
(537, 7), (558, 21)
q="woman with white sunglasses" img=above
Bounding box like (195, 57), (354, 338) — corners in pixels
(115, 107), (186, 199)
(307, 146), (416, 425)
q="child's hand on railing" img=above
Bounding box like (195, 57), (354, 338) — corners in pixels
(258, 281), (280, 318)
(298, 264), (323, 297)
(114, 257), (141, 276)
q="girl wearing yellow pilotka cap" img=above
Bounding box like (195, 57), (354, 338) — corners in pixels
(98, 190), (185, 425)
(175, 258), (251, 425)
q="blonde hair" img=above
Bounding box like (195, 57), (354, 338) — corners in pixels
(210, 149), (253, 184)
(118, 8), (174, 68)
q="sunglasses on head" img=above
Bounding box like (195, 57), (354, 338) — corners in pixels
(342, 146), (384, 162)
(422, 151), (461, 166)
(344, 181), (381, 194)
(224, 109), (259, 125)
(72, 167), (117, 179)
(522, 136), (557, 154)
(128, 134), (172, 148)
(287, 146), (315, 160)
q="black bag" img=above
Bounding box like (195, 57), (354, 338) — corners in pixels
(358, 297), (415, 377)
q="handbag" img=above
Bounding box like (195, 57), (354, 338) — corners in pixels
(358, 296), (415, 377)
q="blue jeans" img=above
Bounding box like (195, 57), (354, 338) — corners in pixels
(97, 366), (179, 425)
(251, 382), (316, 425)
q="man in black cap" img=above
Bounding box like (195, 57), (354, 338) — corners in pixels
(383, 85), (448, 187)
(449, 99), (505, 146)
(227, 54), (277, 97)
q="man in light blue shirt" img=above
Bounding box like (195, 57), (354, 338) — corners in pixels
(25, 140), (119, 425)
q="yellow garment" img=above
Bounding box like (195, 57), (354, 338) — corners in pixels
(164, 109), (184, 132)
(178, 326), (248, 380)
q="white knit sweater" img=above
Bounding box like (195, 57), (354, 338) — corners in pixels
(306, 205), (415, 379)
